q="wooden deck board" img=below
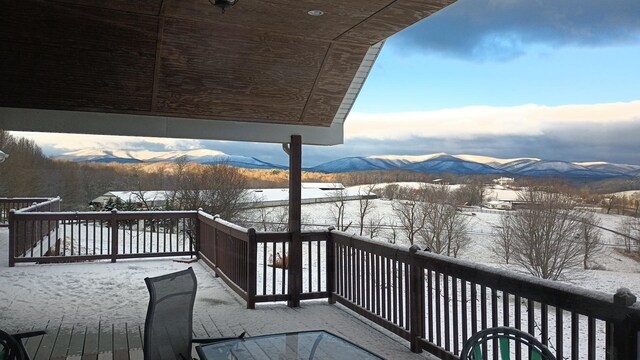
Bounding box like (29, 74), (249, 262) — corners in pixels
(126, 324), (143, 360)
(81, 324), (99, 360)
(112, 323), (129, 360)
(50, 325), (73, 360)
(97, 322), (113, 360)
(66, 324), (87, 360)
(34, 324), (59, 360)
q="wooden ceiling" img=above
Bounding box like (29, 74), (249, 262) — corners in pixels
(0, 0), (455, 143)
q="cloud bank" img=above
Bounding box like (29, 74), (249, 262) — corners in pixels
(395, 0), (640, 60)
(12, 101), (640, 166)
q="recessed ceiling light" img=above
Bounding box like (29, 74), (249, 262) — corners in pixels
(308, 10), (324, 16)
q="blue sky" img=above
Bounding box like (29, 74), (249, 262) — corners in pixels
(14, 0), (640, 166)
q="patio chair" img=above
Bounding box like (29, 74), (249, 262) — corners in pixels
(0, 329), (46, 360)
(144, 267), (245, 360)
(460, 327), (555, 360)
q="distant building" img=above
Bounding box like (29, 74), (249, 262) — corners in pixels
(493, 177), (515, 187)
(485, 200), (513, 210)
(91, 183), (374, 210)
(91, 191), (169, 210)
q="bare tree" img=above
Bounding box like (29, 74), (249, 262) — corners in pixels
(393, 197), (427, 245)
(617, 217), (639, 253)
(357, 184), (377, 236)
(499, 187), (584, 280)
(418, 185), (471, 257)
(330, 189), (352, 231)
(366, 213), (385, 240)
(493, 214), (514, 264)
(576, 211), (603, 269)
(174, 163), (250, 222)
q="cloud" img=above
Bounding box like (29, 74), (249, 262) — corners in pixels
(395, 0), (640, 60)
(12, 100), (640, 166)
(344, 101), (640, 140)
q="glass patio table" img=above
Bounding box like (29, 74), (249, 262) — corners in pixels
(195, 330), (384, 360)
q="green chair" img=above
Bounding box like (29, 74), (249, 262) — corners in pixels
(0, 329), (46, 360)
(460, 327), (555, 360)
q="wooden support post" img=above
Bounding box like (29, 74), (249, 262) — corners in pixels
(409, 245), (424, 353)
(327, 227), (336, 304)
(611, 288), (639, 359)
(287, 135), (302, 308)
(247, 228), (257, 309)
(110, 209), (118, 263)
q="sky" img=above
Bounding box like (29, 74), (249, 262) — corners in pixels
(11, 0), (640, 166)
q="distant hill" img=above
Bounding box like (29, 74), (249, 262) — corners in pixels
(55, 149), (640, 179)
(309, 153), (640, 179)
(55, 149), (286, 170)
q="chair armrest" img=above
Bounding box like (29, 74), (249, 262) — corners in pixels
(193, 331), (246, 344)
(13, 331), (46, 340)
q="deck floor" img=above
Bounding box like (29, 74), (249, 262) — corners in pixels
(1, 229), (435, 360)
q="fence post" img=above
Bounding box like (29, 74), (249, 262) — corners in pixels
(111, 209), (118, 263)
(8, 209), (15, 267)
(327, 227), (336, 304)
(247, 228), (257, 310)
(611, 288), (639, 359)
(409, 244), (424, 353)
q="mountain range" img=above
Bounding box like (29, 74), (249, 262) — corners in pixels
(55, 150), (640, 179)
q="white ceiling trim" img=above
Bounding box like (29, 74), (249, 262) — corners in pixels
(332, 41), (384, 125)
(0, 107), (344, 145)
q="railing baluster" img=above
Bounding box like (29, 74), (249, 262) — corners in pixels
(435, 271), (442, 347)
(556, 307), (564, 360)
(452, 276), (459, 355)
(444, 274), (450, 352)
(491, 288), (498, 360)
(461, 279), (468, 348)
(427, 269), (434, 342)
(588, 316), (596, 360)
(572, 312), (579, 359)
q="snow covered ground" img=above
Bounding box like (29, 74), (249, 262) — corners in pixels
(0, 228), (433, 359)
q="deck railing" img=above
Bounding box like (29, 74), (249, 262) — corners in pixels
(8, 207), (197, 266)
(5, 198), (639, 359)
(0, 197), (56, 226)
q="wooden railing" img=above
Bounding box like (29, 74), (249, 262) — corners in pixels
(0, 197), (55, 226)
(5, 200), (639, 359)
(328, 230), (640, 360)
(197, 213), (329, 309)
(9, 208), (197, 266)
(198, 212), (254, 306)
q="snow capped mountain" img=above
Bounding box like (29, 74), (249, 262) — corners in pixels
(403, 154), (505, 175)
(55, 150), (143, 163)
(55, 149), (640, 178)
(55, 149), (286, 170)
(309, 153), (640, 178)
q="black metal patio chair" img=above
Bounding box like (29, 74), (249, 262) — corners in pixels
(143, 267), (244, 360)
(460, 327), (555, 360)
(0, 329), (46, 360)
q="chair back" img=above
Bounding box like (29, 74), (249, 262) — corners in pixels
(144, 267), (197, 360)
(0, 330), (25, 360)
(460, 327), (555, 360)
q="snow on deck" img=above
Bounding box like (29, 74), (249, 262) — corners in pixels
(0, 228), (434, 359)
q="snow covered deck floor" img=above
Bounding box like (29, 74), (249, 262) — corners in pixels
(0, 229), (435, 360)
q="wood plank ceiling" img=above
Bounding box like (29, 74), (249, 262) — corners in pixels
(0, 0), (455, 136)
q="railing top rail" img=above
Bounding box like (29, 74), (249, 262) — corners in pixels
(11, 210), (198, 220)
(198, 211), (250, 241)
(8, 197), (59, 212)
(330, 229), (640, 323)
(0, 197), (53, 202)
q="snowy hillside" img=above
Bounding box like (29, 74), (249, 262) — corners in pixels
(56, 149), (640, 179)
(55, 149), (286, 170)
